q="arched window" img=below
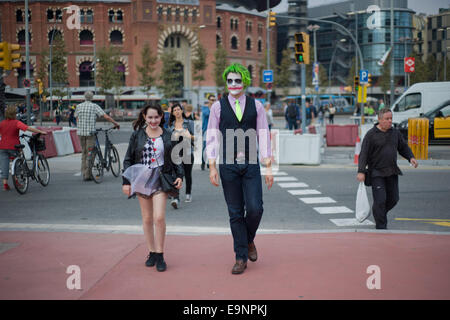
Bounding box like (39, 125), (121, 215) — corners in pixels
(258, 40), (262, 53)
(231, 36), (238, 50)
(115, 62), (126, 86)
(47, 9), (54, 22)
(79, 61), (95, 87)
(48, 30), (62, 44)
(184, 9), (189, 22)
(86, 9), (94, 23)
(158, 7), (163, 21)
(116, 10), (123, 23)
(167, 8), (172, 22)
(109, 10), (115, 22)
(110, 30), (123, 45)
(175, 8), (180, 22)
(55, 9), (62, 22)
(248, 65), (253, 80)
(18, 30), (32, 45)
(216, 35), (222, 48)
(16, 9), (23, 23)
(80, 30), (94, 45)
(192, 9), (197, 23)
(217, 17), (221, 29)
(246, 38), (251, 51)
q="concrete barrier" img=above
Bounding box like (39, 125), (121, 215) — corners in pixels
(52, 129), (74, 156)
(277, 130), (321, 165)
(326, 124), (359, 146)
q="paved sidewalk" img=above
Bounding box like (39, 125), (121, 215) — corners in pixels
(0, 230), (449, 300)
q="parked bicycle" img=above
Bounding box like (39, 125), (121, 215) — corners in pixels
(11, 133), (50, 194)
(89, 127), (121, 183)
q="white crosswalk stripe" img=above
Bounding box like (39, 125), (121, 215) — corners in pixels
(274, 176), (298, 182)
(299, 197), (336, 204)
(278, 182), (309, 188)
(288, 189), (321, 195)
(329, 218), (375, 226)
(313, 206), (354, 214)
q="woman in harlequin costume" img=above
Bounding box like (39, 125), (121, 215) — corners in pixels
(206, 63), (274, 275)
(122, 104), (184, 272)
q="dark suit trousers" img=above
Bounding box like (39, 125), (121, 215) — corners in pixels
(371, 175), (399, 229)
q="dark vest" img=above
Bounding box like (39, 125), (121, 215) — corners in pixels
(219, 95), (258, 164)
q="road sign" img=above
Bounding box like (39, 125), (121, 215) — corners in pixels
(23, 78), (31, 88)
(312, 62), (319, 86)
(359, 69), (369, 84)
(404, 57), (415, 73)
(263, 69), (273, 83)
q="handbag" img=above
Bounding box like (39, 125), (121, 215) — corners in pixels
(155, 156), (179, 197)
(355, 182), (371, 223)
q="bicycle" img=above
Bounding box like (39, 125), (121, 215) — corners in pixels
(11, 133), (50, 194)
(89, 127), (121, 183)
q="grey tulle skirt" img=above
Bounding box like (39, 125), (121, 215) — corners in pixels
(122, 164), (163, 199)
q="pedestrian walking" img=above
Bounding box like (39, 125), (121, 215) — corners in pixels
(285, 100), (300, 130)
(168, 103), (195, 207)
(55, 107), (61, 125)
(318, 104), (325, 126)
(305, 101), (315, 127)
(328, 103), (336, 124)
(357, 108), (418, 229)
(122, 104), (184, 272)
(68, 106), (77, 127)
(264, 102), (274, 130)
(201, 94), (215, 171)
(184, 104), (199, 121)
(74, 91), (120, 181)
(206, 63), (273, 274)
(0, 106), (47, 191)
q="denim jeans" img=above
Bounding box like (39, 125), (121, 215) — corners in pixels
(219, 163), (263, 262)
(371, 175), (399, 229)
(0, 149), (16, 180)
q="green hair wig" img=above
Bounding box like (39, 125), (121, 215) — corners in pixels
(222, 63), (251, 89)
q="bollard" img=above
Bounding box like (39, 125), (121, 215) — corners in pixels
(408, 118), (428, 160)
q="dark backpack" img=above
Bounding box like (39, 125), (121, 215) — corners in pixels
(287, 104), (297, 118)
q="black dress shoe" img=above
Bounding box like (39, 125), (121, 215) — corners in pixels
(156, 253), (167, 272)
(145, 252), (156, 267)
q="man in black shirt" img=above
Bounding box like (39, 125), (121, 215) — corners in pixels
(357, 108), (418, 229)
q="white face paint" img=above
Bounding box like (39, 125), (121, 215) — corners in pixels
(226, 72), (244, 97)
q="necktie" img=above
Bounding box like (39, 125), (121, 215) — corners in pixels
(235, 99), (243, 122)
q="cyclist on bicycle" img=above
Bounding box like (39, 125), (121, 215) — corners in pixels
(74, 91), (120, 181)
(0, 105), (47, 191)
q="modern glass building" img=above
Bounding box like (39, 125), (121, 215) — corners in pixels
(306, 0), (415, 86)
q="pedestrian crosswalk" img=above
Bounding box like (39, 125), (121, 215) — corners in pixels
(275, 171), (374, 227)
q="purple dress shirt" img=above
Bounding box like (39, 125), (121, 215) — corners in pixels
(205, 94), (271, 162)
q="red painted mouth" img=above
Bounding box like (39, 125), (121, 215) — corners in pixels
(229, 86), (243, 91)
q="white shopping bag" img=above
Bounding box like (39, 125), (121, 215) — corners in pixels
(355, 182), (371, 222)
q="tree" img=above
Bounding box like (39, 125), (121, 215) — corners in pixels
(213, 45), (228, 94)
(96, 46), (122, 109)
(50, 34), (68, 106)
(136, 42), (157, 101)
(379, 55), (391, 95)
(409, 52), (429, 85)
(192, 43), (207, 109)
(158, 50), (183, 98)
(277, 49), (291, 96)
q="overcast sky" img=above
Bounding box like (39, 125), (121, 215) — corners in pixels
(272, 0), (450, 15)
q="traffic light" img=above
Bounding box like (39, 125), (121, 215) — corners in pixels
(354, 76), (360, 92)
(0, 42), (21, 70)
(0, 42), (10, 69)
(367, 73), (372, 87)
(8, 43), (21, 69)
(294, 32), (310, 65)
(36, 78), (44, 95)
(268, 11), (276, 27)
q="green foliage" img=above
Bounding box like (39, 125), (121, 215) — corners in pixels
(158, 50), (183, 98)
(50, 34), (68, 91)
(192, 43), (207, 85)
(136, 42), (157, 98)
(277, 49), (291, 96)
(213, 45), (228, 94)
(96, 46), (122, 93)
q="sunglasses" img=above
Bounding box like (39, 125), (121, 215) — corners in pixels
(227, 78), (242, 85)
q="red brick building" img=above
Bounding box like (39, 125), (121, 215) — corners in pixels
(0, 0), (276, 103)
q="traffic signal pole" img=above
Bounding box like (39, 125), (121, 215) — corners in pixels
(301, 64), (306, 134)
(25, 0), (32, 125)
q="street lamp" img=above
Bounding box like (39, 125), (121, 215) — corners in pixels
(399, 36), (411, 91)
(328, 38), (347, 90)
(307, 24), (320, 107)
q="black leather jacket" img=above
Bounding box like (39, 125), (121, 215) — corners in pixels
(122, 127), (184, 185)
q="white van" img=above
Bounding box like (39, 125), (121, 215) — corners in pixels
(390, 82), (450, 125)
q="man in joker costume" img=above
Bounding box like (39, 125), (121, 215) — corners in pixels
(206, 63), (273, 274)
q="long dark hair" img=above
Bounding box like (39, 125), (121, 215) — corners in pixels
(133, 104), (165, 130)
(168, 103), (185, 127)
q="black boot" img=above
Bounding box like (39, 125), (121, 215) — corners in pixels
(156, 252), (167, 272)
(145, 252), (157, 267)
